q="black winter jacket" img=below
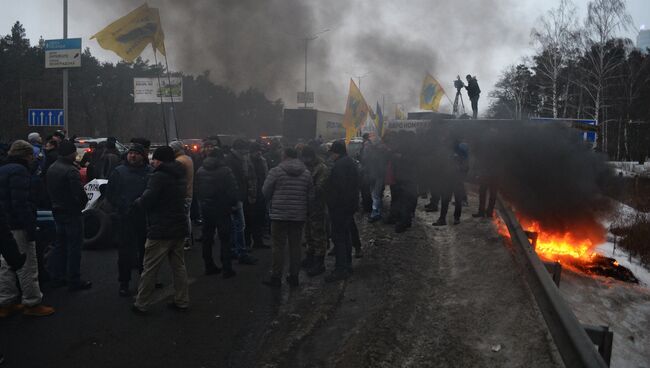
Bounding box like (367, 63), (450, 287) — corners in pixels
(106, 162), (151, 214)
(0, 157), (36, 237)
(195, 157), (239, 217)
(46, 156), (88, 214)
(326, 154), (359, 215)
(136, 161), (188, 239)
(0, 209), (25, 270)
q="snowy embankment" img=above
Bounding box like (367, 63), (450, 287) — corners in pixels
(560, 200), (650, 368)
(607, 161), (650, 178)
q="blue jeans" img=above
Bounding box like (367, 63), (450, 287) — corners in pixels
(230, 201), (247, 258)
(370, 179), (384, 218)
(49, 212), (83, 285)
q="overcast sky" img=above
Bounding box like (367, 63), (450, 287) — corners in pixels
(1, 0), (649, 115)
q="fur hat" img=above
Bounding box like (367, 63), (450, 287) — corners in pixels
(8, 140), (33, 158)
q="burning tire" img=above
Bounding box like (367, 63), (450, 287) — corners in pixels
(83, 208), (112, 249)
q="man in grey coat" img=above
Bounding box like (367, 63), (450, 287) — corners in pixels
(261, 148), (314, 288)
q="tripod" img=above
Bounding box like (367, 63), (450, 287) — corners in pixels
(453, 89), (466, 117)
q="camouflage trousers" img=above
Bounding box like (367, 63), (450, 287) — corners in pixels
(304, 208), (328, 257)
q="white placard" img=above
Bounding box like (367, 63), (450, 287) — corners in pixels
(134, 77), (183, 103)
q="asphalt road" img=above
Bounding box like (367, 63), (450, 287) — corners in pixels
(0, 226), (283, 368)
(1, 191), (564, 368)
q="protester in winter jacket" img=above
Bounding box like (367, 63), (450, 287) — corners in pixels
(465, 74), (481, 119)
(170, 140), (195, 251)
(0, 141), (55, 317)
(226, 140), (258, 265)
(195, 148), (238, 278)
(433, 140), (467, 226)
(324, 140), (359, 282)
(46, 140), (91, 291)
(261, 147), (314, 287)
(246, 142), (269, 249)
(99, 138), (121, 179)
(106, 144), (152, 296)
(361, 139), (388, 222)
(299, 146), (330, 277)
(132, 146), (189, 314)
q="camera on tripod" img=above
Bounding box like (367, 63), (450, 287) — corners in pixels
(454, 75), (465, 92)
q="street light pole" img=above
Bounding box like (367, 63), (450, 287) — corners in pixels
(302, 28), (329, 109)
(63, 0), (68, 134)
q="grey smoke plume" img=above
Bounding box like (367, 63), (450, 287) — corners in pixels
(109, 0), (530, 112)
(427, 120), (613, 242)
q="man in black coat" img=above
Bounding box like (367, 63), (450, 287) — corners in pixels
(106, 144), (151, 296)
(195, 148), (238, 278)
(465, 74), (481, 119)
(46, 140), (91, 291)
(132, 146), (190, 314)
(0, 140), (54, 316)
(246, 142), (269, 249)
(324, 140), (359, 282)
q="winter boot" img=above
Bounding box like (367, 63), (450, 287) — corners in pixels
(432, 218), (447, 226)
(307, 256), (326, 277)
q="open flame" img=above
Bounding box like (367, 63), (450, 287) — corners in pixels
(493, 215), (598, 262)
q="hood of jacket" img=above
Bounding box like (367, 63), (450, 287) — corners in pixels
(278, 158), (306, 177)
(201, 156), (225, 171)
(155, 160), (185, 178)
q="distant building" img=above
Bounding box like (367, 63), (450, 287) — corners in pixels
(637, 29), (650, 53)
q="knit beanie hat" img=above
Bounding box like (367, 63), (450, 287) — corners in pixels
(152, 146), (175, 162)
(58, 140), (77, 156)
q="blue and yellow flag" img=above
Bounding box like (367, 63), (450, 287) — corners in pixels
(91, 4), (165, 62)
(342, 79), (371, 143)
(419, 73), (445, 111)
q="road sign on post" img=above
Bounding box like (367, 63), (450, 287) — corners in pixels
(44, 38), (82, 68)
(297, 91), (314, 104)
(28, 109), (65, 127)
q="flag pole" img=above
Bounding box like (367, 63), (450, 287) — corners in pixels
(162, 52), (180, 140)
(152, 45), (169, 144)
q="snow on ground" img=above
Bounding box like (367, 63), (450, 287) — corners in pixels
(560, 200), (650, 368)
(608, 161), (650, 178)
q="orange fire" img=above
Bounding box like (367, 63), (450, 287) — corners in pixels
(493, 215), (600, 262)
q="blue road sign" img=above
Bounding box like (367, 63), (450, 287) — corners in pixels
(28, 109), (65, 127)
(44, 38), (82, 51)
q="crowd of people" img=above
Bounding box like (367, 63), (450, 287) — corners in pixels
(0, 126), (499, 319)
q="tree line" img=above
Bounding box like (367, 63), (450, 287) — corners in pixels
(488, 0), (650, 161)
(0, 21), (284, 143)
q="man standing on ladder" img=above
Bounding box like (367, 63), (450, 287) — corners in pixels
(465, 74), (481, 119)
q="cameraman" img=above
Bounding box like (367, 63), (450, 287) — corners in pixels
(465, 75), (481, 119)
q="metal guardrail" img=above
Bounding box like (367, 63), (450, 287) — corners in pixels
(496, 198), (608, 368)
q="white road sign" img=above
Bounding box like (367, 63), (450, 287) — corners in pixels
(44, 38), (81, 68)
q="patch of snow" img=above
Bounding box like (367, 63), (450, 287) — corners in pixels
(596, 242), (650, 287)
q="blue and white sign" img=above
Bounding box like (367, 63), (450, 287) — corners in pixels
(28, 109), (65, 127)
(44, 38), (81, 68)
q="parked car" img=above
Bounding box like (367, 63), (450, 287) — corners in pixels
(74, 137), (128, 162)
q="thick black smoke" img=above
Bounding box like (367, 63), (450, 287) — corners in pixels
(106, 0), (529, 112)
(414, 120), (613, 242)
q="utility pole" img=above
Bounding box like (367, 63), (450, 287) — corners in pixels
(63, 0), (68, 135)
(354, 72), (370, 91)
(302, 28), (329, 108)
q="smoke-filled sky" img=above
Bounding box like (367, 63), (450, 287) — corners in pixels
(2, 0), (649, 115)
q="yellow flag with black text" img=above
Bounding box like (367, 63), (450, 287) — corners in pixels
(419, 73), (445, 111)
(342, 79), (371, 143)
(91, 4), (166, 62)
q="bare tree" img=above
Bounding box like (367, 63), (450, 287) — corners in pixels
(490, 64), (535, 120)
(531, 0), (580, 118)
(580, 0), (632, 151)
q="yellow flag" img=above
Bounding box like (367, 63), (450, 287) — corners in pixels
(394, 104), (406, 120)
(342, 79), (371, 143)
(91, 4), (166, 62)
(419, 73), (445, 111)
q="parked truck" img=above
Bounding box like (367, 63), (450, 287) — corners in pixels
(282, 109), (345, 144)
